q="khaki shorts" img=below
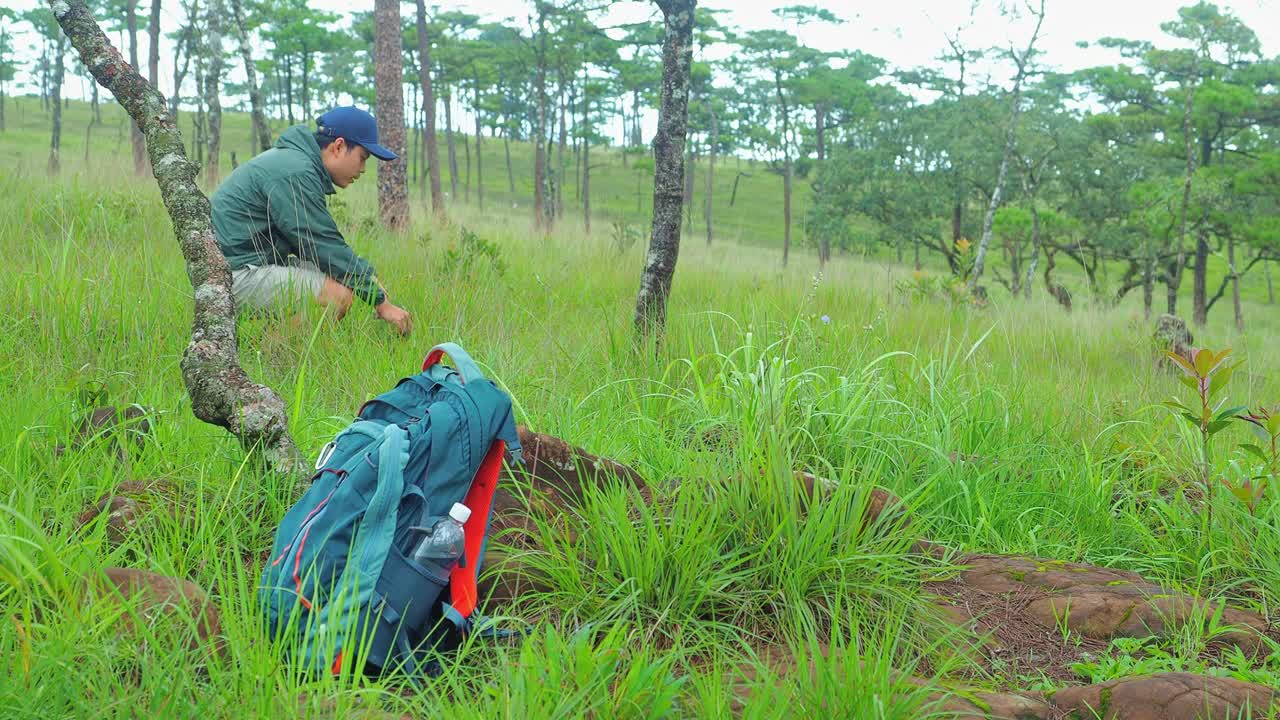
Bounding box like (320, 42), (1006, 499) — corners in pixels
(231, 258), (326, 314)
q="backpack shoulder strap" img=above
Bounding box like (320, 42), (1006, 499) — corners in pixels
(310, 424), (410, 662)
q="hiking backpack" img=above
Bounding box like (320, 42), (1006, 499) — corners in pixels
(259, 342), (522, 678)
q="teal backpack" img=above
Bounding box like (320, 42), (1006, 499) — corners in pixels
(259, 343), (522, 679)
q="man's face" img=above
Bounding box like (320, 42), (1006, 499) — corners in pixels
(322, 137), (371, 188)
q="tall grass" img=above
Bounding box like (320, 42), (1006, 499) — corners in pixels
(2, 103), (1280, 716)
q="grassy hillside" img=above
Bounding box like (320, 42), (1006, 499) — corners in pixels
(3, 95), (813, 252)
(9, 94), (1274, 314)
(3, 93), (1280, 717)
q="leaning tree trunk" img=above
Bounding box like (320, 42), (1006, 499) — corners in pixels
(415, 0), (445, 218)
(126, 0), (146, 176)
(204, 0), (224, 187)
(373, 0), (408, 229)
(634, 0), (695, 339)
(231, 0), (271, 153)
(48, 35), (66, 175)
(48, 0), (303, 475)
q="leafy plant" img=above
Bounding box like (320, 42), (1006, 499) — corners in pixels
(610, 220), (642, 256)
(1233, 404), (1280, 513)
(1162, 347), (1245, 523)
(437, 226), (506, 279)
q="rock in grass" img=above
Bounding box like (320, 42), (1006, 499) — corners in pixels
(56, 404), (155, 458)
(505, 425), (648, 505)
(74, 479), (183, 547)
(87, 567), (224, 661)
(923, 687), (1054, 719)
(931, 555), (1273, 658)
(1049, 672), (1276, 719)
(1154, 314), (1194, 368)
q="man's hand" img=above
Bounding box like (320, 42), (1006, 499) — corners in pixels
(375, 301), (413, 337)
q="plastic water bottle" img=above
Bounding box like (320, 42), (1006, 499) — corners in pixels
(410, 502), (470, 571)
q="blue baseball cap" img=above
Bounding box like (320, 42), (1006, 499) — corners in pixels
(316, 106), (397, 161)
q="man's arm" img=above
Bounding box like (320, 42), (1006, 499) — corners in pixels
(264, 176), (386, 306)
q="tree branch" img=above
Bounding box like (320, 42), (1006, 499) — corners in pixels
(49, 0), (304, 476)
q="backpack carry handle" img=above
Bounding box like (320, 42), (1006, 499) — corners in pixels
(422, 343), (485, 384)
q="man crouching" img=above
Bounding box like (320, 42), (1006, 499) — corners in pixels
(211, 105), (412, 336)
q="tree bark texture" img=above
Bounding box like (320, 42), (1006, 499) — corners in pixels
(634, 0), (695, 338)
(48, 0), (303, 475)
(415, 0), (445, 218)
(203, 0), (224, 186)
(373, 0), (408, 229)
(230, 0), (271, 153)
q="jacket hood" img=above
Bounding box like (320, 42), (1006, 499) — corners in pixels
(275, 125), (334, 193)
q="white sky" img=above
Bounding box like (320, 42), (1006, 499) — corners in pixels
(5, 0), (1277, 135)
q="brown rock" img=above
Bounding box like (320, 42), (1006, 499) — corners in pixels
(58, 405), (155, 457)
(74, 479), (184, 548)
(1154, 314), (1195, 369)
(1049, 672), (1276, 719)
(924, 688), (1054, 719)
(88, 567), (223, 660)
(507, 425), (648, 506)
(940, 555), (1271, 656)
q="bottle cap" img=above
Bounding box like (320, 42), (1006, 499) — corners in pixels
(449, 502), (471, 524)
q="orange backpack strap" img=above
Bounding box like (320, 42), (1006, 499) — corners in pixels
(448, 439), (506, 622)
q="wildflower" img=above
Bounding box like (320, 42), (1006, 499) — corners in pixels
(820, 315), (831, 325)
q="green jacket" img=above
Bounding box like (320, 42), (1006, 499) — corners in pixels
(210, 125), (385, 306)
